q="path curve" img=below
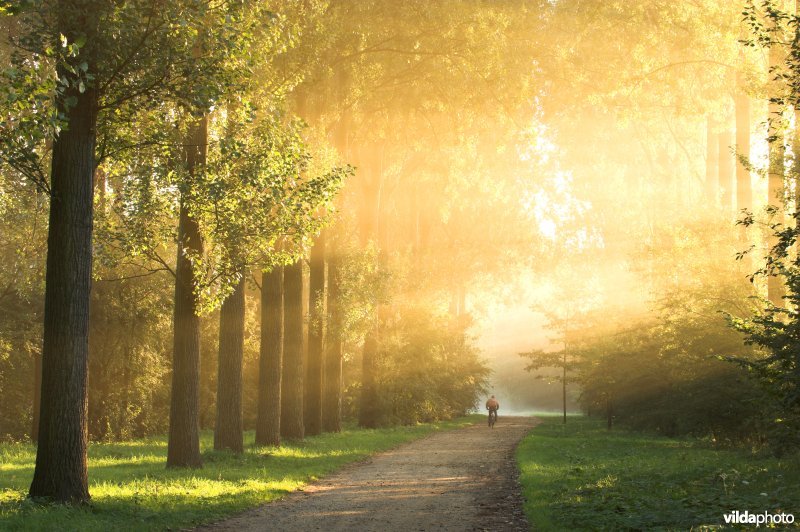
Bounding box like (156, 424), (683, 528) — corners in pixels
(197, 416), (539, 532)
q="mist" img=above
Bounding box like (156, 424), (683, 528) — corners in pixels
(1, 0), (799, 513)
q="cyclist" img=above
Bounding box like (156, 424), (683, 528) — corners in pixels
(485, 395), (499, 427)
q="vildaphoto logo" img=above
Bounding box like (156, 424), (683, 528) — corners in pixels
(723, 510), (795, 527)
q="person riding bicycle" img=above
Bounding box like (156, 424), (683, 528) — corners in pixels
(486, 395), (499, 425)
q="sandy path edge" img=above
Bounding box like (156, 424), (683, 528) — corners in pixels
(194, 416), (540, 532)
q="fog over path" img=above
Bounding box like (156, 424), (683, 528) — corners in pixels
(198, 416), (539, 532)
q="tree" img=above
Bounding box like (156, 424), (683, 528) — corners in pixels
(167, 115), (206, 468)
(321, 69), (349, 434)
(736, 51), (752, 213)
(294, 0), (543, 428)
(378, 307), (489, 425)
(728, 2), (800, 454)
(304, 230), (325, 436)
(214, 277), (244, 453)
(280, 257), (304, 440)
(768, 41), (786, 306)
(719, 129), (735, 212)
(256, 265), (283, 446)
(162, 1), (336, 466)
(27, 1), (100, 501)
(187, 88), (345, 449)
(729, 259), (800, 454)
(706, 119), (719, 202)
(322, 243), (343, 432)
(358, 330), (380, 428)
(0, 158), (46, 444)
(519, 321), (579, 426)
(0, 0), (261, 495)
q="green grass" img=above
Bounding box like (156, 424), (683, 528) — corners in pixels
(0, 416), (479, 531)
(517, 415), (800, 531)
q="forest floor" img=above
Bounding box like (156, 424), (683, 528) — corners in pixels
(197, 416), (539, 532)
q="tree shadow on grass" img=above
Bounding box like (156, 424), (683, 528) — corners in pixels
(0, 444), (368, 531)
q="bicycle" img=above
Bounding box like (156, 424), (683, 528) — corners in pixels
(488, 409), (498, 428)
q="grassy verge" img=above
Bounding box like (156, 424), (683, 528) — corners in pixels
(0, 415), (479, 531)
(517, 415), (800, 530)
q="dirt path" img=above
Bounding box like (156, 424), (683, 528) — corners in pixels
(197, 416), (539, 532)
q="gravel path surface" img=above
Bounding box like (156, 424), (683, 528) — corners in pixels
(196, 416), (539, 532)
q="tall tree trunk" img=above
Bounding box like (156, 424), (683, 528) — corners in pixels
(794, 3), (800, 240)
(718, 130), (734, 213)
(256, 266), (283, 446)
(358, 331), (379, 428)
(305, 231), (326, 436)
(118, 353), (131, 440)
(29, 56), (97, 502)
(358, 157), (383, 429)
(705, 117), (719, 204)
(321, 65), (349, 434)
(322, 248), (343, 433)
(31, 349), (41, 443)
(458, 285), (466, 323)
(167, 117), (206, 468)
(562, 343), (567, 425)
(736, 74), (751, 213)
(768, 45), (786, 307)
(214, 276), (245, 453)
(358, 234), (381, 428)
(281, 259), (304, 440)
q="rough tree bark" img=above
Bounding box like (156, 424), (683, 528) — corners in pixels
(795, 2), (800, 222)
(304, 231), (326, 436)
(281, 259), (304, 440)
(256, 266), (283, 446)
(29, 54), (97, 503)
(31, 350), (41, 443)
(166, 117), (206, 468)
(214, 276), (245, 453)
(794, 2), (800, 230)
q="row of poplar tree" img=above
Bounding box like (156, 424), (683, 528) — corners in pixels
(0, 0), (349, 504)
(0, 0), (544, 505)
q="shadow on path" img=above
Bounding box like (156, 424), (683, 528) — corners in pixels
(196, 416), (540, 532)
